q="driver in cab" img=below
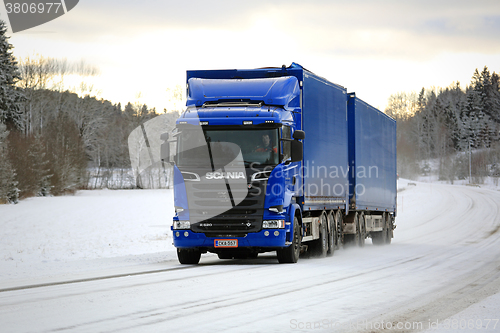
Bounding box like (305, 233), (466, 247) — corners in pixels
(254, 134), (277, 153)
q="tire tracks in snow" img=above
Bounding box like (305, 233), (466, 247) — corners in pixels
(47, 255), (431, 333)
(355, 185), (500, 333)
(0, 265), (198, 293)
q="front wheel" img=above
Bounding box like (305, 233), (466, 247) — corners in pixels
(177, 248), (201, 264)
(277, 216), (301, 263)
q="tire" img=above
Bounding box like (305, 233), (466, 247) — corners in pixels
(336, 211), (343, 250)
(358, 214), (366, 247)
(277, 216), (301, 263)
(177, 248), (201, 264)
(327, 211), (336, 256)
(386, 214), (393, 244)
(315, 213), (328, 258)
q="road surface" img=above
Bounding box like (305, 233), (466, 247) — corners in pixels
(1, 182), (500, 332)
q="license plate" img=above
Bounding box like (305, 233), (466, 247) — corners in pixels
(214, 239), (238, 248)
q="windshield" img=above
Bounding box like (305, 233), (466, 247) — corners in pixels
(176, 128), (279, 168)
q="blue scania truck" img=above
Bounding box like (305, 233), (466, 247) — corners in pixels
(167, 63), (396, 264)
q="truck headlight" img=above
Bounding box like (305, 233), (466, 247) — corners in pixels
(262, 220), (285, 229)
(173, 221), (191, 230)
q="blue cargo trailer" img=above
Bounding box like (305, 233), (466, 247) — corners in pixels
(167, 63), (396, 264)
(302, 72), (349, 212)
(345, 93), (397, 245)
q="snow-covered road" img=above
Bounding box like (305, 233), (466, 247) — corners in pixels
(1, 182), (500, 332)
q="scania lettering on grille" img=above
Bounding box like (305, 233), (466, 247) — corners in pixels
(205, 172), (246, 180)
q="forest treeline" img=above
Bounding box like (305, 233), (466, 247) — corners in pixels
(2, 17), (500, 203)
(0, 21), (179, 203)
(385, 66), (500, 183)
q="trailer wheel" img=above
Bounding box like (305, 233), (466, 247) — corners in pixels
(357, 214), (366, 247)
(336, 211), (343, 249)
(327, 211), (336, 256)
(177, 248), (201, 264)
(386, 214), (393, 245)
(277, 216), (301, 263)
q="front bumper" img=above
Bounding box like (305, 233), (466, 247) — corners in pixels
(172, 228), (290, 249)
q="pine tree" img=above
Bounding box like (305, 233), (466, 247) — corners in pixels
(491, 73), (500, 123)
(0, 123), (19, 203)
(28, 137), (52, 196)
(0, 20), (24, 128)
(465, 69), (489, 148)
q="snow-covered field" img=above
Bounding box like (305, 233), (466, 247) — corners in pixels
(0, 190), (176, 288)
(1, 182), (500, 332)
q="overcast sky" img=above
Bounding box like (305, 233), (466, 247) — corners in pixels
(2, 0), (500, 111)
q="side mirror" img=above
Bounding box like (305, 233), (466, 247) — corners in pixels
(290, 140), (303, 162)
(293, 130), (305, 140)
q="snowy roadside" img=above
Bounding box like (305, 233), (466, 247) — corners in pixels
(417, 175), (500, 191)
(0, 189), (177, 288)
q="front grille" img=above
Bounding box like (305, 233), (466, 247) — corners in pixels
(181, 167), (270, 235)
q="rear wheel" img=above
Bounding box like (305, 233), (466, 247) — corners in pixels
(177, 248), (201, 264)
(327, 211), (336, 256)
(386, 214), (393, 244)
(277, 216), (301, 263)
(336, 211), (343, 249)
(315, 213), (328, 257)
(358, 214), (366, 247)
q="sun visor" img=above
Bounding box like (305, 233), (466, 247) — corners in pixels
(187, 76), (300, 109)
